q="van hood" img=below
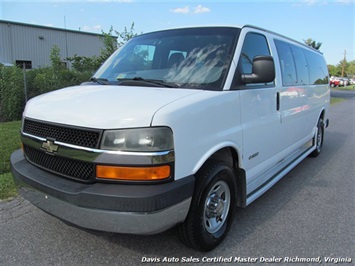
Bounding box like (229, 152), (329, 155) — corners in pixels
(24, 85), (202, 129)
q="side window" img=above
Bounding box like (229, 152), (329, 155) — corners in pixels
(240, 32), (270, 74)
(291, 46), (310, 85)
(304, 50), (329, 85)
(274, 39), (297, 86)
(275, 39), (328, 86)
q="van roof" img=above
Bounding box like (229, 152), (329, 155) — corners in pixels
(145, 24), (323, 55)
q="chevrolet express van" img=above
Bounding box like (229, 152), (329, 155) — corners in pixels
(11, 25), (330, 251)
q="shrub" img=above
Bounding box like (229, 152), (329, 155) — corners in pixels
(0, 24), (138, 122)
(0, 64), (91, 122)
(0, 65), (25, 122)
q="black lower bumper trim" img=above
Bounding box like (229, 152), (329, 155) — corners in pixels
(11, 149), (195, 213)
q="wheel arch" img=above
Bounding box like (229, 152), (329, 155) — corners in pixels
(317, 107), (329, 130)
(193, 145), (247, 208)
(319, 108), (326, 121)
(312, 108), (327, 134)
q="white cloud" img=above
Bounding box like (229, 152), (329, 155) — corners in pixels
(82, 24), (102, 32)
(93, 25), (102, 30)
(170, 6), (190, 14)
(336, 0), (352, 4)
(292, 0), (328, 6)
(291, 0), (351, 6)
(86, 0), (133, 2)
(170, 5), (210, 15)
(193, 5), (211, 14)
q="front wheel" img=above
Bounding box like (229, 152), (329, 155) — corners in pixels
(178, 160), (237, 251)
(310, 118), (324, 157)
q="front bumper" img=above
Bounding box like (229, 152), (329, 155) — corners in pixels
(11, 149), (194, 234)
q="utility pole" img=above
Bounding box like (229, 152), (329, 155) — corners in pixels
(341, 49), (347, 77)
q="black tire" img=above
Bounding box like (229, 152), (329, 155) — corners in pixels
(310, 118), (324, 157)
(178, 160), (237, 251)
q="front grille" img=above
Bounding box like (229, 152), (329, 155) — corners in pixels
(23, 119), (102, 149)
(24, 145), (95, 182)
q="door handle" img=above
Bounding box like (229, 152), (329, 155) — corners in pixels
(276, 92), (280, 111)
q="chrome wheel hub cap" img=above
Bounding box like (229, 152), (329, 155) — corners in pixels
(204, 180), (231, 234)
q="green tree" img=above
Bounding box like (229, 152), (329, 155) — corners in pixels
(50, 45), (65, 72)
(66, 54), (100, 73)
(328, 60), (355, 78)
(67, 23), (139, 73)
(98, 26), (118, 63)
(338, 59), (349, 77)
(327, 64), (341, 77)
(99, 23), (139, 62)
(347, 60), (355, 76)
(304, 38), (322, 50)
(116, 22), (139, 48)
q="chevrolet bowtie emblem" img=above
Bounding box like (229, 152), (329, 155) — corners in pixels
(41, 140), (59, 154)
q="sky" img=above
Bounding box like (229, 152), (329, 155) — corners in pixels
(0, 0), (354, 66)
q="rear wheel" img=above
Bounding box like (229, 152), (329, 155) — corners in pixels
(179, 160), (237, 251)
(310, 118), (324, 157)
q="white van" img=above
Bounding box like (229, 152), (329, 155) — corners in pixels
(11, 25), (330, 251)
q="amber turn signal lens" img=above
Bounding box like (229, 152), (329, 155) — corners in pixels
(96, 165), (171, 181)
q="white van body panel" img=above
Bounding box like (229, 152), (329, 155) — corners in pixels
(233, 27), (329, 204)
(24, 85), (202, 129)
(152, 90), (243, 180)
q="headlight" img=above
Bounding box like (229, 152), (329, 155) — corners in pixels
(100, 127), (174, 152)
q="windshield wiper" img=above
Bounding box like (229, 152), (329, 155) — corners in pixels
(90, 77), (110, 85)
(117, 77), (179, 88)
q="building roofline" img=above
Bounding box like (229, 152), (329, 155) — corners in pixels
(0, 19), (117, 39)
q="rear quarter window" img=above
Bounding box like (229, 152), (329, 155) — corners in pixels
(304, 50), (329, 85)
(274, 39), (328, 86)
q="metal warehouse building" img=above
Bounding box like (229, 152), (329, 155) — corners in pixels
(0, 20), (112, 69)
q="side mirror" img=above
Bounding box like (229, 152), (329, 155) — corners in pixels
(241, 55), (275, 84)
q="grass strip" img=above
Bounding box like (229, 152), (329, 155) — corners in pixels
(0, 120), (21, 200)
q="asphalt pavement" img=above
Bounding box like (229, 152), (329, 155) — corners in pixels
(330, 87), (355, 99)
(1, 91), (354, 266)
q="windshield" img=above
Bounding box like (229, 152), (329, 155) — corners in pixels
(93, 27), (240, 90)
